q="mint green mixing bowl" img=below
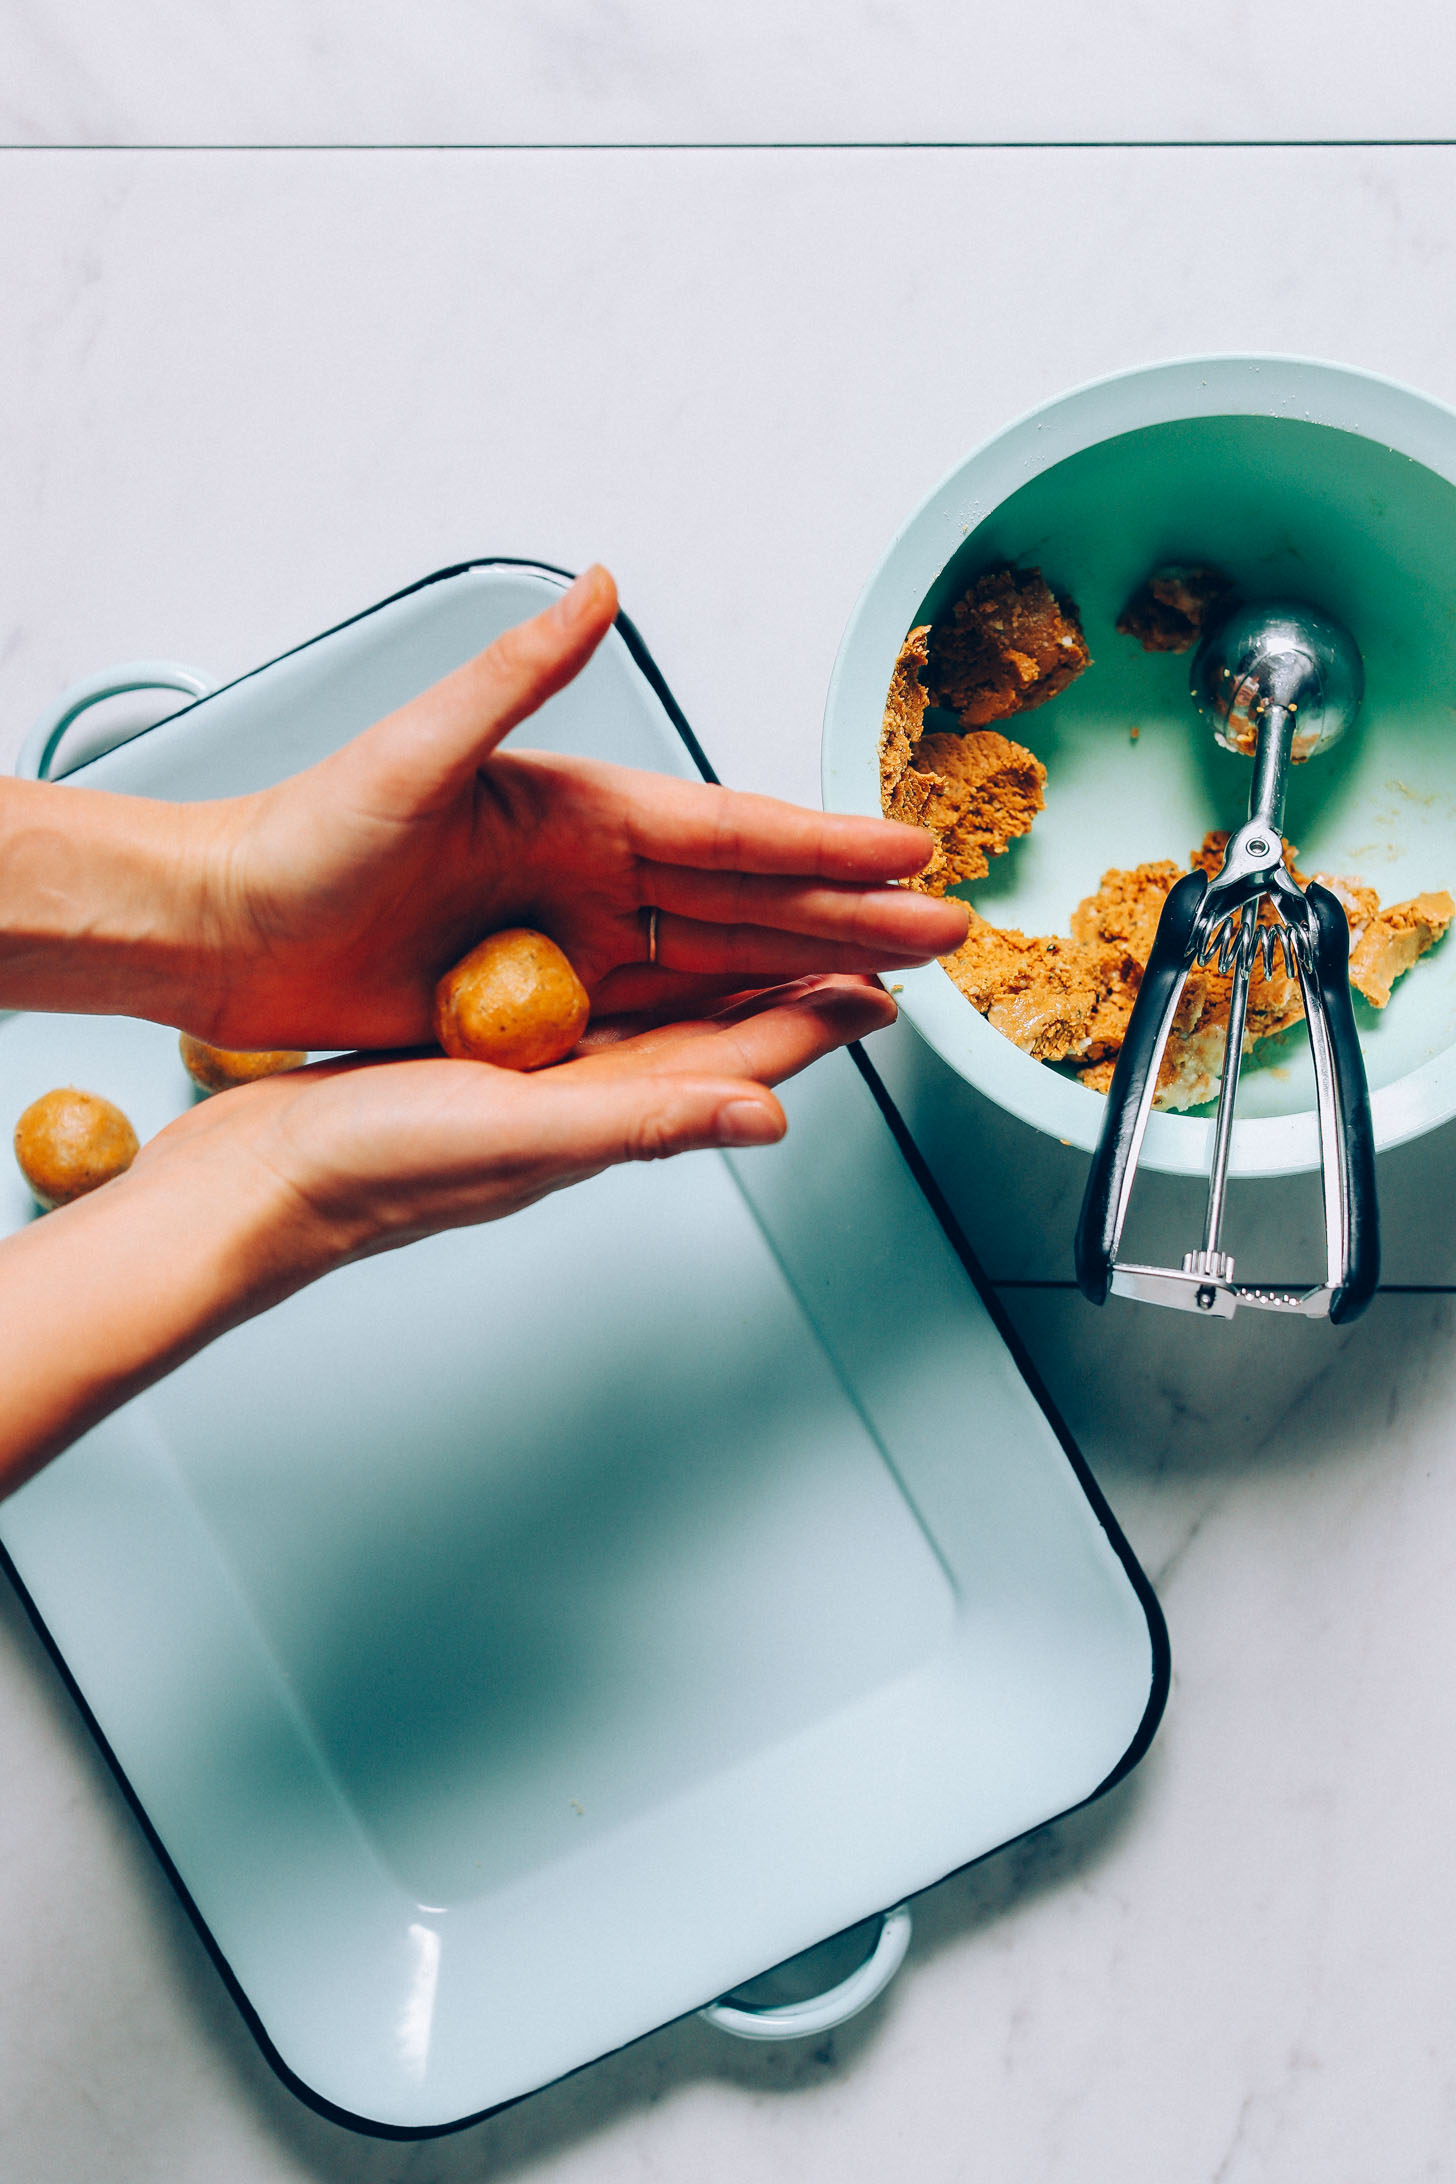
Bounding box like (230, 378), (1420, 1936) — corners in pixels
(823, 356), (1456, 1178)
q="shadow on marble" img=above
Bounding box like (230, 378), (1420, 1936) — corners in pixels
(996, 1285), (1456, 1582)
(866, 1015), (1456, 1290)
(998, 1284), (1456, 1485)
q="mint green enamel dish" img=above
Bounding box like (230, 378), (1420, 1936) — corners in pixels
(823, 357), (1456, 1178)
(0, 566), (1166, 2134)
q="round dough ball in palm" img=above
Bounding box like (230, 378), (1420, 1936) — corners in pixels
(14, 1087), (140, 1210)
(433, 928), (590, 1070)
(179, 1035), (307, 1095)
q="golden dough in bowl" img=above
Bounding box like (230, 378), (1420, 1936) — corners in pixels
(14, 1087), (139, 1209)
(180, 1035), (307, 1094)
(434, 929), (590, 1070)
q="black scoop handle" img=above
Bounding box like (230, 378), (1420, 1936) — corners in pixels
(1075, 868), (1208, 1305)
(1303, 881), (1380, 1324)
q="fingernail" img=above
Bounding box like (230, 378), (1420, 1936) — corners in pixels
(553, 570), (597, 630)
(715, 1099), (784, 1147)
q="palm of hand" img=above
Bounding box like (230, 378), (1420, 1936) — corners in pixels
(221, 751), (638, 1051)
(141, 976), (896, 1267)
(194, 568), (962, 1055)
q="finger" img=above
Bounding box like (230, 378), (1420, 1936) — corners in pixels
(326, 565), (620, 813)
(479, 1069), (791, 1180)
(576, 975), (844, 1058)
(617, 909), (961, 983)
(238, 1054), (792, 1236)
(513, 752), (943, 883)
(582, 969), (888, 1038)
(567, 976), (896, 1083)
(638, 861), (968, 954)
(592, 941), (903, 1019)
(577, 975), (778, 1042)
(601, 764), (940, 882)
(586, 966), (799, 1020)
(299, 1061), (794, 1237)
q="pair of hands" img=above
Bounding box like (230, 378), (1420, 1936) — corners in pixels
(0, 566), (968, 1492)
(125, 565), (966, 1266)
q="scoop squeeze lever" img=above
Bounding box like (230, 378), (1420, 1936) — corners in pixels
(1074, 600), (1379, 1323)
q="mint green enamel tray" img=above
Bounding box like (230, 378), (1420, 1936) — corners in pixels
(824, 356), (1456, 1178)
(0, 565), (1166, 2135)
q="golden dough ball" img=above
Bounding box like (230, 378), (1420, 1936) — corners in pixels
(14, 1087), (140, 1210)
(433, 928), (590, 1070)
(179, 1034), (307, 1094)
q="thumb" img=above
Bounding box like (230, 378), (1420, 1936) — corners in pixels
(333, 564), (619, 812)
(493, 1068), (788, 1196)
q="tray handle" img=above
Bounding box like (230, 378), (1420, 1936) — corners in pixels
(698, 1902), (912, 2042)
(17, 661), (212, 782)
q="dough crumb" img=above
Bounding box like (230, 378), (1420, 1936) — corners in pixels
(1329, 883), (1456, 1009)
(879, 623), (932, 820)
(940, 913), (1117, 1063)
(874, 586), (1451, 1107)
(877, 622), (1047, 893)
(1117, 565), (1232, 654)
(907, 730), (1046, 892)
(946, 834), (1451, 1110)
(1071, 857), (1184, 963)
(929, 567), (1090, 728)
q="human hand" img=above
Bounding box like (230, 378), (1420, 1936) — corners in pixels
(131, 974), (895, 1270)
(183, 566), (965, 1050)
(0, 973), (895, 1496)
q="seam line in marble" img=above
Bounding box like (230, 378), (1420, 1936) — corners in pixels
(2, 139), (1456, 153)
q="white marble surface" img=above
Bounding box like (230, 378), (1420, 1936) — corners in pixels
(5, 144), (1456, 2181)
(10, 148), (1456, 813)
(7, 144), (1456, 1280)
(4, 0), (1456, 146)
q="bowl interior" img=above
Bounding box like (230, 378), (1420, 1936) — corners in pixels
(908, 412), (1456, 1120)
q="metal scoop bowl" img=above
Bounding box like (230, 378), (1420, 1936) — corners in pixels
(1075, 600), (1378, 1323)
